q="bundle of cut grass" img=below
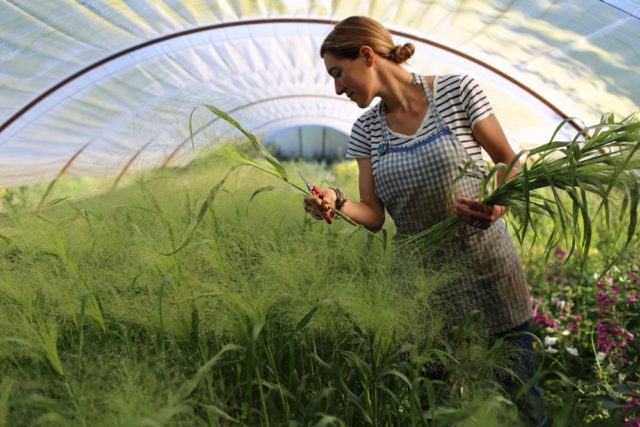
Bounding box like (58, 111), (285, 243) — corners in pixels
(399, 114), (640, 262)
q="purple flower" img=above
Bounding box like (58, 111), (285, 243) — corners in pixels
(554, 247), (567, 258)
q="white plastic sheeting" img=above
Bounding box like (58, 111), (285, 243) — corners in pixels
(0, 0), (638, 188)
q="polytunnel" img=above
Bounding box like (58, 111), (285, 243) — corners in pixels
(1, 0), (639, 188)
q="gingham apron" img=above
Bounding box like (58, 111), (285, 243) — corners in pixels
(374, 74), (531, 334)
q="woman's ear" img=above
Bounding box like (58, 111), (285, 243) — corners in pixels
(359, 46), (375, 67)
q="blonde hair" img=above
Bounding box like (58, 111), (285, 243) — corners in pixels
(320, 16), (415, 64)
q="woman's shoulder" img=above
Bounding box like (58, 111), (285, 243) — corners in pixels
(415, 74), (472, 98)
(434, 73), (474, 88)
(436, 74), (487, 93)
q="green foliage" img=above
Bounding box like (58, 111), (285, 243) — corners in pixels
(0, 156), (519, 426)
(0, 110), (638, 426)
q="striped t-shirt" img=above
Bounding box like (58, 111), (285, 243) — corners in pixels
(346, 74), (493, 174)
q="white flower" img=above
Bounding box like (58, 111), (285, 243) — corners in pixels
(544, 346), (559, 354)
(561, 329), (571, 336)
(566, 347), (579, 356)
(596, 352), (607, 362)
(544, 336), (558, 346)
(553, 299), (566, 309)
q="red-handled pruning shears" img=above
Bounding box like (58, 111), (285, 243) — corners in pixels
(298, 169), (332, 224)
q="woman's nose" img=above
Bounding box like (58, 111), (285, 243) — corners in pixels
(334, 80), (345, 95)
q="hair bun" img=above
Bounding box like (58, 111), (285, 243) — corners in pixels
(391, 43), (415, 64)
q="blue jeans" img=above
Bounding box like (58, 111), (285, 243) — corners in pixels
(491, 321), (549, 427)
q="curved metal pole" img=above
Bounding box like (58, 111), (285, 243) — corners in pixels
(1, 18), (583, 136)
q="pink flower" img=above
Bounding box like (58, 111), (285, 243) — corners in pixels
(612, 284), (620, 294)
(624, 416), (640, 427)
(597, 292), (609, 302)
(601, 340), (617, 353)
(554, 247), (567, 258)
(596, 281), (607, 289)
(626, 293), (638, 303)
(623, 398), (640, 412)
(568, 322), (580, 333)
(546, 320), (559, 330)
(627, 331), (635, 341)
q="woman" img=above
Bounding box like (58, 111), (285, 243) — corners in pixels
(304, 16), (548, 426)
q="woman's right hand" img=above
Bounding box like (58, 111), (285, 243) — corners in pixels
(303, 188), (337, 223)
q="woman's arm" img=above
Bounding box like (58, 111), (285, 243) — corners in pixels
(303, 158), (385, 231)
(472, 114), (521, 184)
(454, 114), (520, 229)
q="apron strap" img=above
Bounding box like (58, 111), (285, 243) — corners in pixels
(415, 73), (447, 129)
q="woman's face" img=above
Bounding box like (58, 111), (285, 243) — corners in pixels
(323, 51), (375, 108)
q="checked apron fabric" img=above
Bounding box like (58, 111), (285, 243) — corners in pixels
(374, 74), (531, 334)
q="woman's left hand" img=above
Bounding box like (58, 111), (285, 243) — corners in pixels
(454, 196), (506, 229)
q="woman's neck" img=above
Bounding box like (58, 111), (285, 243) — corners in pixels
(379, 69), (422, 114)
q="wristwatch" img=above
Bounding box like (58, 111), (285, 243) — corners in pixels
(330, 187), (346, 216)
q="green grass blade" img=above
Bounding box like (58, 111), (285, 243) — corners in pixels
(175, 343), (245, 401)
(163, 166), (239, 256)
(0, 378), (14, 427)
(199, 104), (288, 181)
(627, 180), (639, 246)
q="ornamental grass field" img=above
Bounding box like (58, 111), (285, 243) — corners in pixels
(0, 129), (638, 426)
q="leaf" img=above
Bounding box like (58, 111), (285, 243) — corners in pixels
(336, 377), (373, 425)
(248, 185), (297, 205)
(162, 165), (239, 256)
(198, 104), (288, 181)
(45, 197), (71, 208)
(0, 378), (14, 427)
(199, 404), (243, 424)
(174, 344), (245, 401)
(294, 304), (321, 333)
(627, 179), (639, 246)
